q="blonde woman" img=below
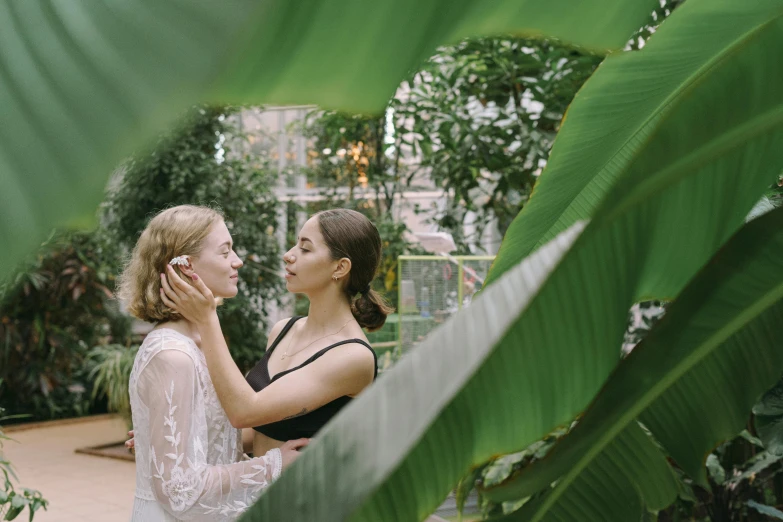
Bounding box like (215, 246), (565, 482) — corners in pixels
(121, 205), (307, 521)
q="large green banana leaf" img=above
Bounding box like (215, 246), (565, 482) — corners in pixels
(244, 0), (783, 519)
(486, 0), (783, 287)
(485, 207), (783, 521)
(498, 422), (680, 521)
(0, 0), (652, 279)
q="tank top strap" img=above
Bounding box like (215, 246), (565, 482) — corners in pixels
(306, 339), (378, 380)
(267, 316), (304, 355)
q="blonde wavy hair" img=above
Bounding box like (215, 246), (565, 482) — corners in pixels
(117, 205), (225, 323)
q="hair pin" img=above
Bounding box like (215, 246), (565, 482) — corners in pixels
(169, 256), (189, 267)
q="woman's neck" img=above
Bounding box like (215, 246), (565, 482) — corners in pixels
(155, 319), (201, 345)
(304, 287), (354, 334)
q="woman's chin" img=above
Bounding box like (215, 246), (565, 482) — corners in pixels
(217, 288), (239, 299)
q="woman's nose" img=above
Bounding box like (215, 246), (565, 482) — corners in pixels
(284, 252), (296, 264)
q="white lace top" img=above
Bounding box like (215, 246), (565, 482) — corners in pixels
(129, 328), (282, 521)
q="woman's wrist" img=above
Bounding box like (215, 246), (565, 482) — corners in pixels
(196, 311), (221, 333)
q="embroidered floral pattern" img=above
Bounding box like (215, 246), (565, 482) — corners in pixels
(150, 381), (204, 512)
(129, 329), (283, 520)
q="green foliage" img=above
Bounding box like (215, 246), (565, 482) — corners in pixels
(476, 210), (783, 520)
(304, 111), (402, 212)
(305, 36), (604, 252)
(659, 434), (783, 521)
(755, 381), (783, 457)
(102, 106), (284, 372)
(395, 37), (602, 246)
(751, 194), (783, 458)
(302, 109), (426, 309)
(472, 426), (570, 519)
(85, 344), (140, 429)
(487, 0), (783, 283)
(0, 231), (130, 421)
(0, 383), (49, 521)
(748, 499), (783, 520)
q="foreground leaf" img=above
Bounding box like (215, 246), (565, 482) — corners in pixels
(485, 207), (783, 519)
(0, 0), (654, 279)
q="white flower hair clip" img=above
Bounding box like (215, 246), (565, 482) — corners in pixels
(169, 256), (190, 267)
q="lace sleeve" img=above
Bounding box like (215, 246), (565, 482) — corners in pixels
(138, 349), (282, 520)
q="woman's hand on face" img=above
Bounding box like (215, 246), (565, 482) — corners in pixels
(160, 265), (217, 325)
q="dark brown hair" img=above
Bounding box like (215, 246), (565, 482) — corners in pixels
(316, 209), (394, 331)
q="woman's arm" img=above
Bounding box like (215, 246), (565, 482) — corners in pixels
(161, 267), (375, 429)
(198, 311), (373, 428)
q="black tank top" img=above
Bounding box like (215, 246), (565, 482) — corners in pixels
(245, 316), (377, 441)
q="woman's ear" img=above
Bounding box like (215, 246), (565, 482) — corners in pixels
(173, 256), (195, 277)
(334, 258), (352, 280)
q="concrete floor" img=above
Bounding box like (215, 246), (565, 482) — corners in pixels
(3, 415), (134, 522)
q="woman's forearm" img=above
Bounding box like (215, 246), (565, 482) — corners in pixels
(198, 313), (260, 427)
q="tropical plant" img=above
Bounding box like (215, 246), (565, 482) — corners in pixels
(755, 382), (783, 462)
(0, 231), (131, 421)
(85, 344), (140, 429)
(303, 110), (403, 211)
(394, 37), (601, 247)
(0, 382), (49, 521)
(657, 432), (783, 522)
